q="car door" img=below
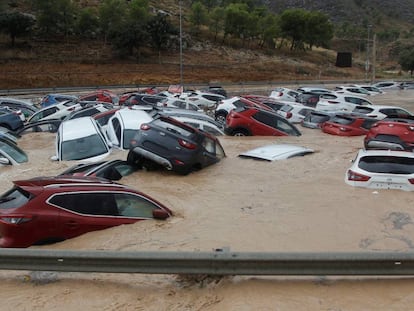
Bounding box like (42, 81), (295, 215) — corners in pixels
(106, 115), (122, 147)
(200, 136), (225, 167)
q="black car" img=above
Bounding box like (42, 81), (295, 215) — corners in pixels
(127, 116), (226, 175)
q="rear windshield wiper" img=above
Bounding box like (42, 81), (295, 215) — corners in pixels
(0, 197), (15, 203)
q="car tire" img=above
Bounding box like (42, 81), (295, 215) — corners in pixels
(215, 111), (227, 125)
(232, 129), (249, 136)
(126, 150), (144, 169)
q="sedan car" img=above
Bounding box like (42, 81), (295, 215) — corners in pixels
(59, 159), (138, 181)
(52, 117), (111, 162)
(321, 115), (378, 136)
(364, 118), (414, 151)
(0, 138), (28, 166)
(345, 149), (414, 191)
(224, 107), (301, 137)
(0, 176), (172, 247)
(127, 116), (226, 175)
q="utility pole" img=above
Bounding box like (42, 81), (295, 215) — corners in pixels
(179, 0), (183, 86)
(372, 33), (376, 83)
(365, 25), (372, 81)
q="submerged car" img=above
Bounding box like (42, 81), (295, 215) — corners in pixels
(345, 149), (414, 191)
(224, 107), (301, 137)
(128, 116), (226, 175)
(321, 114), (378, 136)
(52, 117), (111, 162)
(59, 159), (137, 181)
(0, 176), (172, 247)
(0, 138), (28, 166)
(364, 118), (414, 151)
(0, 108), (24, 131)
(239, 144), (314, 161)
(27, 100), (83, 123)
(301, 111), (336, 129)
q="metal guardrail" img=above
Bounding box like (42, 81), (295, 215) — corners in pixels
(1, 248), (414, 275)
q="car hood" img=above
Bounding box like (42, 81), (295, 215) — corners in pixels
(238, 144), (314, 161)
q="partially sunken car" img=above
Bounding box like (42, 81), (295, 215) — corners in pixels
(345, 149), (414, 191)
(52, 117), (111, 162)
(127, 116), (226, 175)
(0, 138), (28, 166)
(239, 144), (314, 161)
(0, 176), (172, 247)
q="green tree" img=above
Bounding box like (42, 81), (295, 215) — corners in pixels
(399, 48), (414, 76)
(147, 13), (178, 63)
(0, 11), (35, 46)
(257, 13), (279, 49)
(190, 1), (208, 34)
(34, 0), (78, 38)
(208, 6), (225, 41)
(76, 7), (99, 38)
(223, 3), (250, 44)
(304, 11), (333, 50)
(99, 0), (127, 43)
(279, 8), (308, 50)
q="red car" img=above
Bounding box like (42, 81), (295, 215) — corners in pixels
(0, 176), (172, 248)
(321, 114), (378, 136)
(364, 118), (414, 151)
(224, 107), (301, 136)
(79, 90), (119, 105)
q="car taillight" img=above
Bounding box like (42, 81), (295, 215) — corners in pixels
(0, 216), (33, 224)
(408, 126), (414, 131)
(409, 178), (414, 184)
(286, 112), (292, 119)
(347, 170), (371, 182)
(140, 124), (150, 130)
(278, 92), (283, 96)
(178, 138), (196, 149)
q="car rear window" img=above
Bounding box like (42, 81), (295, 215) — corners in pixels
(330, 116), (354, 125)
(352, 106), (373, 114)
(0, 187), (31, 209)
(358, 156), (414, 174)
(152, 118), (194, 137)
(305, 113), (331, 123)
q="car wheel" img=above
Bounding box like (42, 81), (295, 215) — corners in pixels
(233, 129), (248, 136)
(126, 150), (144, 169)
(215, 112), (227, 125)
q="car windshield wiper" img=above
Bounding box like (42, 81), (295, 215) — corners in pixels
(0, 197), (15, 203)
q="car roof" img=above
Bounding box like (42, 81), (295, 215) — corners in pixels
(114, 109), (152, 128)
(60, 117), (99, 140)
(356, 148), (414, 158)
(239, 144), (314, 161)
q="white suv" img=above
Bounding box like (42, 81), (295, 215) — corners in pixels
(316, 93), (374, 112)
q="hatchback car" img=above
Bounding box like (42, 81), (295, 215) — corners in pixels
(269, 87), (299, 102)
(364, 119), (414, 151)
(276, 103), (315, 124)
(52, 117), (111, 162)
(351, 105), (413, 120)
(345, 149), (414, 191)
(224, 107), (301, 137)
(321, 115), (378, 136)
(128, 116), (226, 175)
(316, 93), (374, 112)
(0, 176), (172, 247)
(59, 159), (137, 181)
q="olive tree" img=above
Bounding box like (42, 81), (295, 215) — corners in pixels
(0, 11), (35, 46)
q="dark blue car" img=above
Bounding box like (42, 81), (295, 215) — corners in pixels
(0, 108), (24, 131)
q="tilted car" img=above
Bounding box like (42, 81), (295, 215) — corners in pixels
(364, 118), (414, 151)
(58, 159), (138, 181)
(169, 115), (224, 136)
(106, 108), (153, 150)
(269, 87), (300, 102)
(79, 89), (119, 105)
(0, 108), (24, 131)
(351, 105), (413, 120)
(52, 117), (111, 162)
(276, 103), (315, 124)
(0, 97), (38, 120)
(127, 116), (226, 175)
(0, 176), (172, 247)
(40, 93), (79, 108)
(224, 107), (301, 137)
(179, 90), (225, 109)
(345, 149), (414, 191)
(27, 100), (83, 123)
(14, 119), (62, 136)
(321, 114), (378, 136)
(0, 138), (28, 166)
(301, 111), (337, 129)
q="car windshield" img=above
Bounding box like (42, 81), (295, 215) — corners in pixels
(0, 140), (28, 163)
(61, 134), (108, 161)
(358, 156), (414, 174)
(0, 187), (31, 209)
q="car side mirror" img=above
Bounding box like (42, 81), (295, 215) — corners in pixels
(50, 155), (58, 161)
(152, 208), (170, 220)
(0, 157), (10, 165)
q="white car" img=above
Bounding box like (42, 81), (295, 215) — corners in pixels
(239, 144), (314, 161)
(170, 116), (224, 136)
(351, 105), (414, 120)
(371, 81), (402, 90)
(52, 117), (111, 162)
(214, 96), (249, 124)
(315, 93), (374, 112)
(345, 149), (414, 191)
(0, 138), (28, 165)
(269, 87), (300, 102)
(297, 86), (333, 94)
(179, 90), (225, 109)
(27, 100), (82, 123)
(158, 98), (202, 112)
(106, 108), (153, 150)
(351, 84), (384, 95)
(334, 86), (371, 97)
(276, 103), (315, 124)
(0, 97), (38, 121)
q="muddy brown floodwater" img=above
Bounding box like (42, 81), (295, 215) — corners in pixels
(1, 89), (414, 310)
